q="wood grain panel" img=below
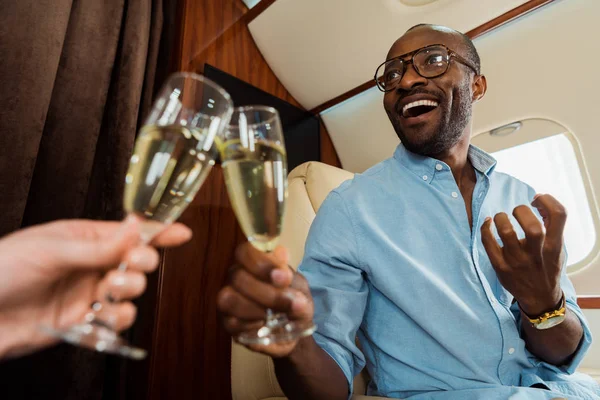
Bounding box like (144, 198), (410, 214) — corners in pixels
(186, 6), (302, 108)
(465, 0), (558, 39)
(310, 0), (560, 114)
(147, 1), (341, 400)
(577, 297), (600, 309)
(319, 117), (342, 168)
(148, 167), (245, 400)
(178, 0), (246, 73)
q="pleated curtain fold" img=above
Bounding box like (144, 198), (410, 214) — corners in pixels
(0, 0), (164, 398)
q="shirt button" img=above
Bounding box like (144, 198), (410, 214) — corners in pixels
(451, 192), (459, 198)
(508, 348), (515, 355)
(436, 164), (443, 171)
(423, 175), (428, 181)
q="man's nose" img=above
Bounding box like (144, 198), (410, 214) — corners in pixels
(397, 63), (427, 91)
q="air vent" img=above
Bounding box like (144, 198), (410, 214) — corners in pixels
(399, 0), (442, 6)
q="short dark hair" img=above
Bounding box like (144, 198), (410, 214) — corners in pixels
(406, 24), (481, 75)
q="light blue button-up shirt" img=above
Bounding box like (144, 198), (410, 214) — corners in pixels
(298, 144), (599, 399)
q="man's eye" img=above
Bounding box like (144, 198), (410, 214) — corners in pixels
(425, 55), (444, 65)
(385, 71), (401, 81)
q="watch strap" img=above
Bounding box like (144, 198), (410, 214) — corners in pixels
(519, 292), (566, 326)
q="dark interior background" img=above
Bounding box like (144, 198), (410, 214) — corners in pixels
(204, 64), (321, 171)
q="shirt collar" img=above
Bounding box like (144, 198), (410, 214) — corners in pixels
(393, 143), (497, 182)
(468, 144), (497, 175)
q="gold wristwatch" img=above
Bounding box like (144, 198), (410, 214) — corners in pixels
(520, 292), (567, 330)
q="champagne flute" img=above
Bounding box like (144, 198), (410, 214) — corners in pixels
(221, 106), (316, 345)
(43, 73), (233, 359)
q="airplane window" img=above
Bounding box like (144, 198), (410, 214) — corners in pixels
(242, 0), (262, 8)
(491, 133), (597, 270)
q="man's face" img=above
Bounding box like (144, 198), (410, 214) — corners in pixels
(383, 27), (476, 156)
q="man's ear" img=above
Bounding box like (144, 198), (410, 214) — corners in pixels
(472, 74), (487, 103)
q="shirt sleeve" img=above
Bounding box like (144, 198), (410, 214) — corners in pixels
(297, 190), (368, 395)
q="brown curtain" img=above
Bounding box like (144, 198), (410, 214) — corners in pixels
(0, 0), (164, 398)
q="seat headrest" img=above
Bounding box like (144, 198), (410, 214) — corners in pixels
(288, 162), (354, 213)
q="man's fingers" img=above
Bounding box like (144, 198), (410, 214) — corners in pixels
(235, 243), (292, 285)
(531, 194), (567, 251)
(494, 213), (522, 256)
(150, 223), (193, 247)
(289, 271), (311, 297)
(271, 246), (293, 288)
(217, 286), (268, 320)
(284, 272), (314, 320)
(512, 205), (545, 259)
(223, 316), (265, 335)
(220, 291), (311, 336)
(230, 267), (294, 311)
(481, 217), (506, 270)
(285, 289), (313, 321)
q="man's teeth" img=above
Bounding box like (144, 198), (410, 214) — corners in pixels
(402, 100), (439, 117)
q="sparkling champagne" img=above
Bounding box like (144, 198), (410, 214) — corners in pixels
(222, 140), (287, 252)
(124, 124), (215, 238)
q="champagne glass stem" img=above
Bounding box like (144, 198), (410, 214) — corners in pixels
(88, 228), (153, 326)
(266, 308), (275, 325)
(265, 308), (284, 328)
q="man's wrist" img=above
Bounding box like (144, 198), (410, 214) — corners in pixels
(281, 335), (316, 362)
(518, 289), (563, 318)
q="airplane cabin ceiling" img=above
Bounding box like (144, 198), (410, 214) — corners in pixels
(248, 0), (529, 110)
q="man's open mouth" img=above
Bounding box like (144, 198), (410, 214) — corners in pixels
(402, 100), (439, 118)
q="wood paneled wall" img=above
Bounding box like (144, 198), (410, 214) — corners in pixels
(144, 1), (341, 400)
(182, 0), (302, 109)
(148, 168), (245, 400)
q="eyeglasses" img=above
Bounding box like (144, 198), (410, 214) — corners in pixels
(374, 44), (479, 92)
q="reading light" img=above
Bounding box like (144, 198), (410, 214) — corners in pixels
(490, 121), (523, 137)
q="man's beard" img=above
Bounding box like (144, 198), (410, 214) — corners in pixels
(391, 82), (472, 157)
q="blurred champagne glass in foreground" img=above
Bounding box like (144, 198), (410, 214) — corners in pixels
(44, 72), (233, 359)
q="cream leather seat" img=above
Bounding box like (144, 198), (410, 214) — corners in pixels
(231, 161), (385, 400)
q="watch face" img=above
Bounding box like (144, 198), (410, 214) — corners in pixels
(536, 315), (567, 330)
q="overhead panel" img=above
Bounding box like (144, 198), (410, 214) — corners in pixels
(248, 0), (528, 109)
(320, 87), (398, 173)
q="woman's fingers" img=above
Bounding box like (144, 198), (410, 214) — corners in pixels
(96, 270), (147, 302)
(111, 302), (138, 332)
(151, 223), (193, 247)
(125, 246), (160, 272)
(89, 301), (138, 332)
